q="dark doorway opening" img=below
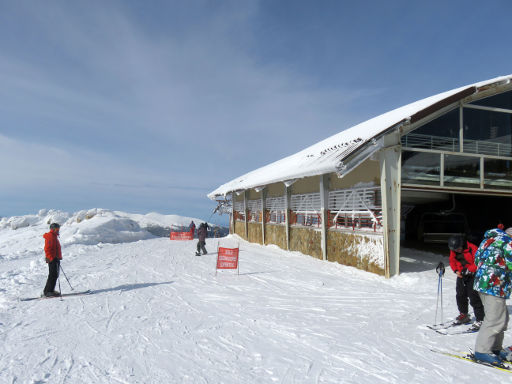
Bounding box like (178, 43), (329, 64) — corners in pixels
(400, 191), (512, 272)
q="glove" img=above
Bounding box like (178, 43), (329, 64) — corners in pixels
(45, 257), (51, 263)
(436, 261), (445, 276)
(462, 269), (473, 277)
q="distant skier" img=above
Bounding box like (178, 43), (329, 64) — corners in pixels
(189, 220), (196, 235)
(472, 227), (512, 366)
(447, 235), (484, 331)
(195, 223), (207, 256)
(43, 223), (62, 297)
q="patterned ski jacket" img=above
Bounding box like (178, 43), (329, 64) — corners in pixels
(473, 228), (512, 299)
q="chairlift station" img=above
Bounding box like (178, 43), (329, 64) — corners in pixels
(209, 75), (512, 277)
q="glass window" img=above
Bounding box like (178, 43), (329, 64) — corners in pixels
(484, 158), (512, 190)
(463, 108), (512, 156)
(401, 151), (440, 186)
(413, 108), (460, 138)
(470, 90), (512, 110)
(444, 155), (480, 188)
(402, 109), (459, 151)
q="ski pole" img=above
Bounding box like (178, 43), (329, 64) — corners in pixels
(434, 261), (445, 325)
(58, 270), (63, 300)
(60, 264), (74, 290)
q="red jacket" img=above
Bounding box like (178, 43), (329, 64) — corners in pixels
(43, 230), (62, 262)
(449, 241), (477, 273)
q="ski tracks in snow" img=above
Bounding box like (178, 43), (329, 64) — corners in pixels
(2, 236), (511, 383)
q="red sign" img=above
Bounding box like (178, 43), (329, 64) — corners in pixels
(170, 231), (194, 240)
(216, 247), (239, 270)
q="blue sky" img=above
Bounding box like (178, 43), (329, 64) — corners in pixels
(1, 0), (511, 223)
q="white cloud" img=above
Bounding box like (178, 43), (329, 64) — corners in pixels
(0, 2), (381, 214)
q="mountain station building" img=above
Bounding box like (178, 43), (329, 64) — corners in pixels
(208, 75), (512, 277)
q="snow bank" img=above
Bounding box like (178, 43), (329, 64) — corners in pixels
(61, 211), (152, 245)
(347, 232), (384, 268)
(0, 209), (71, 231)
(0, 209), (217, 259)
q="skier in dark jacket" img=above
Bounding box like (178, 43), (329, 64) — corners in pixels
(448, 235), (485, 330)
(43, 223), (62, 297)
(196, 223), (207, 256)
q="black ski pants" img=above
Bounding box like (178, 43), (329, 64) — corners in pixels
(44, 259), (60, 294)
(456, 275), (485, 321)
(197, 240), (207, 255)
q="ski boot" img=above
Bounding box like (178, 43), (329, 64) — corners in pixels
(494, 347), (512, 362)
(454, 313), (471, 325)
(467, 320), (482, 332)
(474, 351), (504, 366)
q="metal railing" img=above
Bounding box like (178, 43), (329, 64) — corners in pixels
(290, 192), (321, 212)
(401, 133), (512, 157)
(401, 133), (459, 152)
(462, 139), (512, 157)
(328, 187), (382, 232)
(233, 201), (244, 212)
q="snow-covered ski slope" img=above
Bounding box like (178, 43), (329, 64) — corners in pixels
(1, 213), (511, 383)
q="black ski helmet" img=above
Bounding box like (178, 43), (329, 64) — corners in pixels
(50, 223), (61, 230)
(447, 235), (464, 251)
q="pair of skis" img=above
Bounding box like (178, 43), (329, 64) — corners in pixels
(19, 290), (92, 302)
(431, 349), (512, 372)
(426, 320), (480, 335)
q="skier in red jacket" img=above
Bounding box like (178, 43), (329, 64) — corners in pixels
(43, 223), (62, 297)
(448, 235), (485, 330)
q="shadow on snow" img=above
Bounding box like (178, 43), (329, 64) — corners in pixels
(90, 281), (174, 295)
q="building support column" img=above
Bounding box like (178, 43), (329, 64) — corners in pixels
(319, 174), (329, 261)
(459, 103), (464, 152)
(380, 144), (402, 278)
(230, 194), (235, 235)
(261, 189), (266, 245)
(244, 190), (248, 240)
(285, 185), (291, 250)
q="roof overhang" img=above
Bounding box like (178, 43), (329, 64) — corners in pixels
(208, 75), (512, 200)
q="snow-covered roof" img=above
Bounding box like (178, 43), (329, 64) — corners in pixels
(208, 75), (512, 199)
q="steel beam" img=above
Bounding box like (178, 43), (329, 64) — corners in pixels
(261, 188), (266, 244)
(319, 174), (329, 261)
(380, 143), (402, 278)
(285, 185), (291, 250)
(244, 190), (248, 239)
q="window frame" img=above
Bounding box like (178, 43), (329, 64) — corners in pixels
(401, 93), (512, 193)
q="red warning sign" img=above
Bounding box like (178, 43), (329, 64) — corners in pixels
(216, 247), (239, 271)
(170, 231), (194, 240)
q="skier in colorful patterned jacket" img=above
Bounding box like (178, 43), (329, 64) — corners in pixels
(43, 223), (62, 297)
(473, 227), (512, 366)
(447, 235), (485, 330)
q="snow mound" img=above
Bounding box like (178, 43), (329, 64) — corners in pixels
(0, 209), (218, 258)
(61, 211), (153, 245)
(0, 209), (71, 231)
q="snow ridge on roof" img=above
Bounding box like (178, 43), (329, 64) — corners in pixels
(209, 75), (512, 199)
